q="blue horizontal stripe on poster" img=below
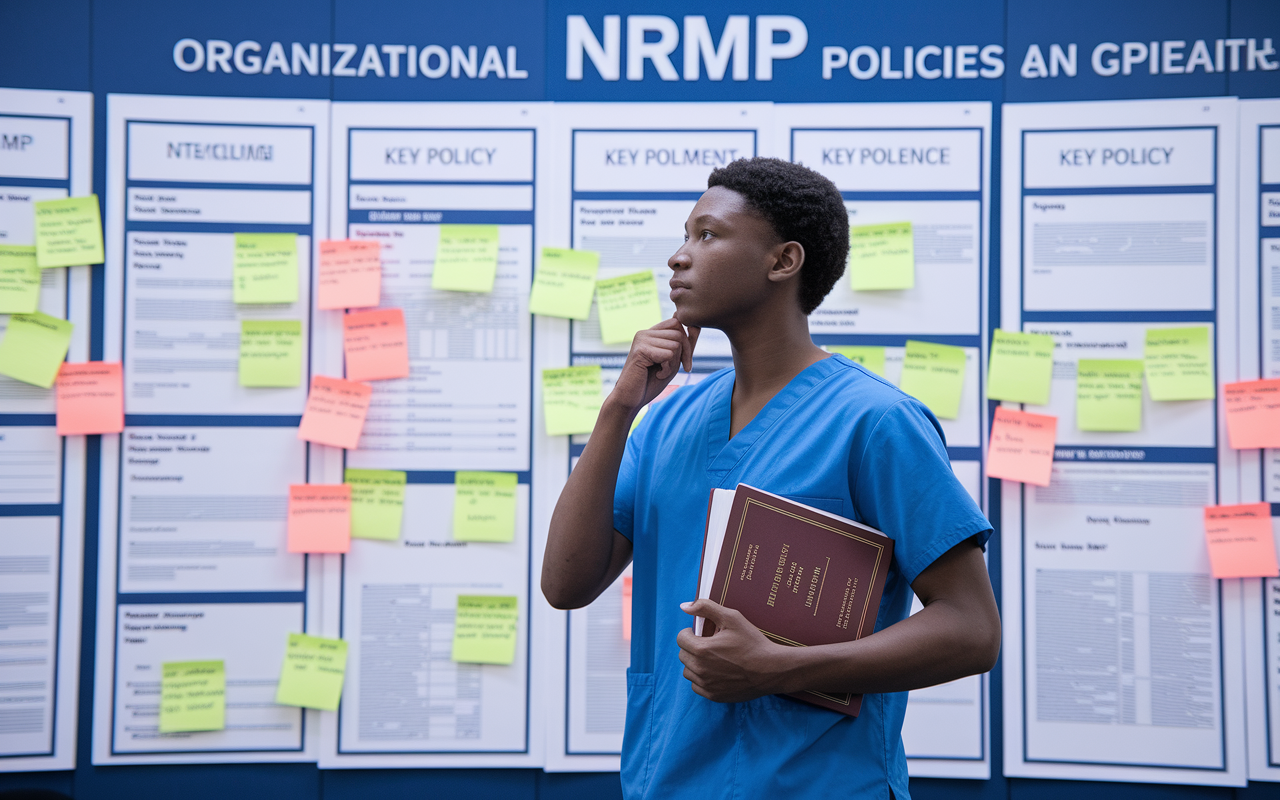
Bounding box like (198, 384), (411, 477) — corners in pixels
(569, 353), (734, 372)
(1052, 446), (1217, 463)
(1270, 504), (1280, 518)
(116, 591), (307, 606)
(123, 222), (313, 235)
(402, 470), (531, 484)
(571, 191), (704, 202)
(813, 333), (982, 348)
(0, 176), (73, 189)
(124, 415), (303, 427)
(1261, 229), (1280, 239)
(0, 414), (57, 425)
(1022, 185), (1215, 196)
(125, 180), (314, 192)
(948, 447), (981, 462)
(840, 190), (982, 202)
(0, 503), (62, 516)
(347, 209), (534, 225)
(1022, 310), (1216, 324)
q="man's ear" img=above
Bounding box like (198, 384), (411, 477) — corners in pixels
(766, 241), (805, 283)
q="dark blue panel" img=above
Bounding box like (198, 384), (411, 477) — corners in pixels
(320, 768), (537, 798)
(90, 0), (333, 98)
(1228, 0), (1280, 98)
(537, 771), (623, 800)
(72, 764), (320, 799)
(546, 0), (1004, 102)
(1005, 0), (1229, 101)
(1008, 778), (1235, 800)
(331, 0), (546, 100)
(0, 0), (91, 91)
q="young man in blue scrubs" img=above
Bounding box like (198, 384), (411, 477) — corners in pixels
(543, 157), (1000, 799)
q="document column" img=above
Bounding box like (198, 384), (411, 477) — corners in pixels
(780, 101), (991, 780)
(94, 95), (328, 764)
(0, 87), (91, 772)
(1238, 98), (1280, 784)
(322, 102), (547, 768)
(543, 104), (772, 771)
(1001, 98), (1245, 786)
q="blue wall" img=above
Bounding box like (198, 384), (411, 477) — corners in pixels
(1, 0), (1279, 797)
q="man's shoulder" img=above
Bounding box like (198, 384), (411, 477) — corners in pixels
(816, 355), (916, 413)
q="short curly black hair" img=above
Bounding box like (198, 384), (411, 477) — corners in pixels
(706, 157), (848, 314)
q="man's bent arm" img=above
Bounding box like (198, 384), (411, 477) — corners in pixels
(542, 318), (698, 610)
(541, 400), (635, 610)
(678, 539), (1000, 700)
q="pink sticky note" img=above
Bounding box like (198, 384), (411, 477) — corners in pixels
(986, 407), (1057, 487)
(1224, 379), (1280, 449)
(1203, 502), (1280, 579)
(343, 308), (410, 382)
(297, 375), (372, 449)
(318, 240), (381, 310)
(288, 484), (352, 553)
(56, 362), (124, 435)
(622, 576), (632, 641)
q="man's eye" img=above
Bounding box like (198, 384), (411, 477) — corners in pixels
(700, 230), (714, 240)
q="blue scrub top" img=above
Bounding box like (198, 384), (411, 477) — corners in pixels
(613, 354), (992, 800)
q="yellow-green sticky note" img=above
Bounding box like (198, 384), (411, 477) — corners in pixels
(0, 245), (41, 314)
(543, 365), (603, 435)
(987, 329), (1055, 405)
(596, 271), (662, 344)
(433, 224), (500, 293)
(0, 311), (72, 388)
(454, 471), (518, 542)
(239, 320), (302, 387)
(849, 222), (913, 291)
(346, 468), (406, 541)
(275, 633), (348, 711)
(828, 345), (886, 378)
(529, 247), (599, 319)
(1077, 359), (1143, 432)
(234, 233), (298, 304)
(34, 195), (104, 268)
(899, 340), (966, 419)
(451, 595), (518, 665)
(1144, 326), (1214, 401)
(160, 660), (225, 733)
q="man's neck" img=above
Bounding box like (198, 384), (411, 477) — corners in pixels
(723, 302), (828, 407)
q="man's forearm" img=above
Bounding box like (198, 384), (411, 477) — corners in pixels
(541, 399), (636, 609)
(769, 596), (1000, 695)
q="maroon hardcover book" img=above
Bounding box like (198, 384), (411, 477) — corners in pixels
(695, 484), (894, 717)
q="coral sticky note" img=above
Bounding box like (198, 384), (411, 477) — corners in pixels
(1203, 503), (1280, 579)
(343, 308), (410, 381)
(986, 407), (1057, 487)
(287, 484), (352, 554)
(318, 240), (381, 310)
(0, 311), (73, 388)
(160, 660), (225, 733)
(1223, 379), (1280, 449)
(34, 195), (104, 268)
(297, 376), (372, 450)
(622, 576), (632, 641)
(0, 245), (40, 313)
(275, 633), (348, 711)
(56, 362), (124, 435)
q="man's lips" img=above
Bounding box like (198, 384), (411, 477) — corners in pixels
(669, 280), (690, 299)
